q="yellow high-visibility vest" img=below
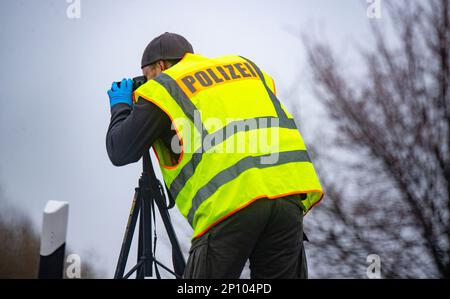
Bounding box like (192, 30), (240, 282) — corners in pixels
(134, 53), (323, 238)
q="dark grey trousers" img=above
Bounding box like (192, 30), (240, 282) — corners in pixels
(183, 194), (308, 279)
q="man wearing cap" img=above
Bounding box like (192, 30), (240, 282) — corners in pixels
(106, 32), (323, 279)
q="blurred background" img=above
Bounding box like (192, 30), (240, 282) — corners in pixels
(0, 0), (448, 278)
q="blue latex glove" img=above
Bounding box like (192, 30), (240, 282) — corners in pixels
(107, 78), (133, 108)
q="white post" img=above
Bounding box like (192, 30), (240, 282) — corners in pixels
(38, 200), (69, 279)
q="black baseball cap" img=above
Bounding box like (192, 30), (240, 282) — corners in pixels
(141, 32), (194, 69)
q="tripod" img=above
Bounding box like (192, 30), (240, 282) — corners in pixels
(114, 151), (186, 279)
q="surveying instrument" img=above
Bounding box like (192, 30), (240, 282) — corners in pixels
(114, 150), (186, 279)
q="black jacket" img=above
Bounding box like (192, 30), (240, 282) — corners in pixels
(106, 97), (178, 166)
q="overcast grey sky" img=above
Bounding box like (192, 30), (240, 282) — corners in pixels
(0, 0), (377, 277)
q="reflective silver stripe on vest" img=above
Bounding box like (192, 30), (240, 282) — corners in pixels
(239, 56), (288, 120)
(153, 73), (208, 137)
(186, 149), (312, 225)
(168, 117), (298, 200)
(205, 117), (297, 149)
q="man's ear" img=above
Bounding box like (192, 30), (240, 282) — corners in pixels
(161, 60), (171, 71)
(154, 60), (163, 71)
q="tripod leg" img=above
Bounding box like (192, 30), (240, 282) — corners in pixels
(153, 193), (186, 277)
(114, 188), (141, 279)
(136, 196), (145, 279)
(136, 174), (155, 279)
(141, 189), (153, 278)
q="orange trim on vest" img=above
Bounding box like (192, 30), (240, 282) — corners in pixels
(135, 93), (184, 170)
(271, 77), (277, 96)
(302, 191), (325, 216)
(192, 189), (324, 239)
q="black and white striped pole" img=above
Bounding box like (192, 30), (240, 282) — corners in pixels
(38, 200), (69, 279)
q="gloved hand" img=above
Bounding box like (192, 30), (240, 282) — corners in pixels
(107, 78), (133, 108)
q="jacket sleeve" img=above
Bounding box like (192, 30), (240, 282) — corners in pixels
(106, 96), (171, 166)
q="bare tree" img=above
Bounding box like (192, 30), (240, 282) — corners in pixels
(301, 0), (449, 278)
(0, 202), (40, 278)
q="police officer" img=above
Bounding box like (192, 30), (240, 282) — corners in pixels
(106, 32), (323, 279)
